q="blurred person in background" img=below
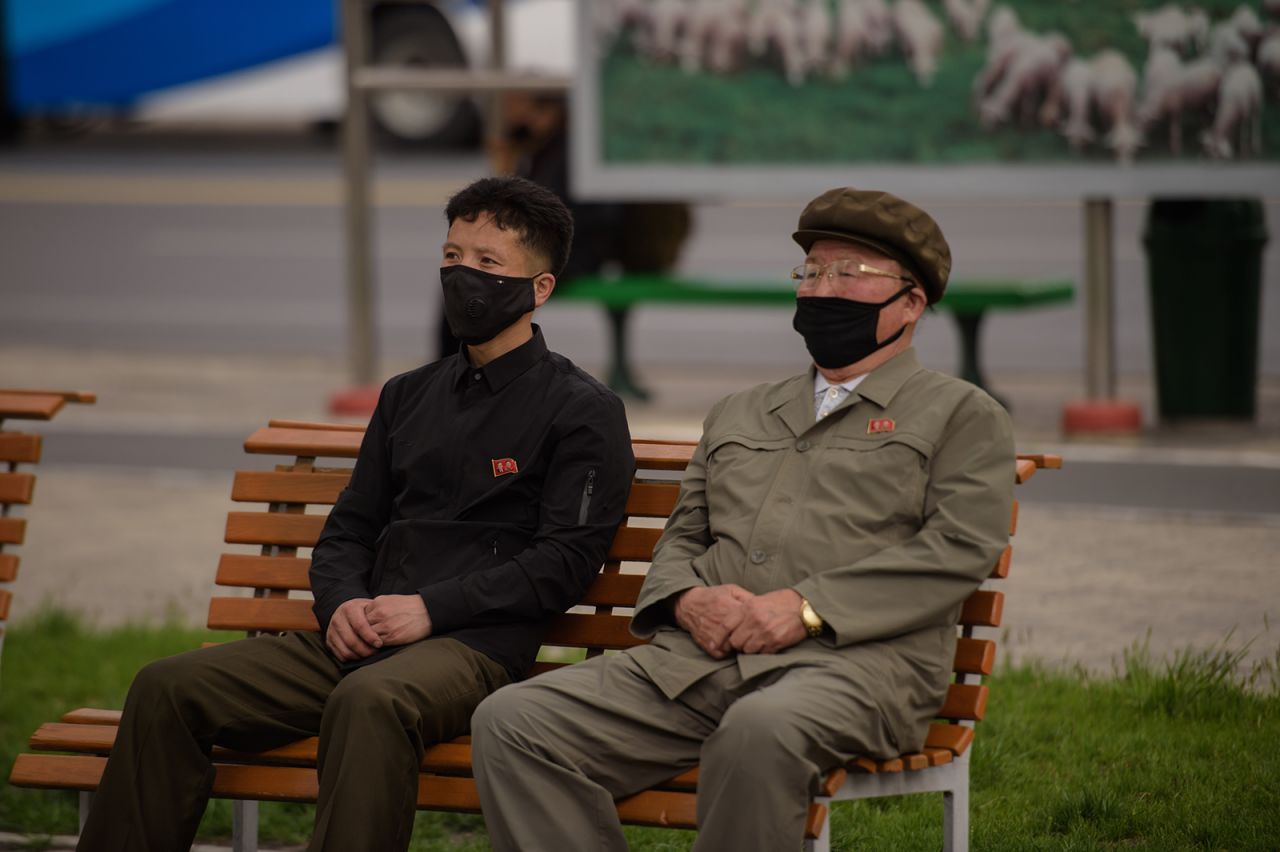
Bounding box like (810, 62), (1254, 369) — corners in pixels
(77, 176), (635, 852)
(471, 186), (1016, 851)
(438, 93), (691, 399)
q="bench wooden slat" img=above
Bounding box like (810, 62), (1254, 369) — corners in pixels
(926, 721), (972, 752)
(245, 428), (364, 460)
(0, 554), (17, 582)
(225, 512), (326, 549)
(1014, 458), (1037, 484)
(0, 472), (36, 505)
(609, 526), (663, 562)
(939, 683), (988, 722)
(0, 517), (26, 546)
(0, 589), (11, 620)
(1018, 453), (1063, 470)
(960, 590), (1003, 628)
(0, 392), (64, 421)
(231, 472), (351, 506)
(632, 442), (696, 471)
(542, 613), (642, 650)
(625, 482), (681, 517)
(1009, 499), (1019, 536)
(10, 753), (105, 790)
(216, 554), (313, 591)
(61, 709), (123, 726)
(268, 419), (365, 433)
(954, 637), (995, 676)
(0, 389), (96, 404)
(582, 572), (645, 607)
(0, 433), (41, 464)
(991, 544), (1013, 579)
(922, 747), (954, 767)
(208, 597), (318, 633)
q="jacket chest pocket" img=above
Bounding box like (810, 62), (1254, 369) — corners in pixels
(705, 434), (794, 517)
(822, 434), (933, 523)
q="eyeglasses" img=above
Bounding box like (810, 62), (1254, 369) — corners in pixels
(790, 260), (915, 294)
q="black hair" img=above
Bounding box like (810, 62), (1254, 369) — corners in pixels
(444, 176), (574, 277)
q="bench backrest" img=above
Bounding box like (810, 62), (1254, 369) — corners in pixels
(211, 420), (1057, 758)
(0, 390), (97, 633)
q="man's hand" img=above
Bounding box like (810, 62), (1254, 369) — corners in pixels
(726, 588), (809, 655)
(673, 584), (753, 660)
(326, 597), (382, 662)
(365, 594), (433, 647)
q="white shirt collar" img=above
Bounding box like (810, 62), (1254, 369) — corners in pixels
(814, 371), (869, 396)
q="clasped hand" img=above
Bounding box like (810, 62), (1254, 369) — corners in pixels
(673, 585), (809, 659)
(325, 595), (433, 662)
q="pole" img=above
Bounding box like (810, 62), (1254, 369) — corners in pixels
(485, 0), (507, 172)
(1083, 197), (1115, 400)
(342, 0), (377, 386)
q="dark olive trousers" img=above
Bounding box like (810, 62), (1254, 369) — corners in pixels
(76, 631), (509, 852)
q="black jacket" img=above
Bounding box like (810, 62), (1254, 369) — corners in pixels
(309, 328), (634, 680)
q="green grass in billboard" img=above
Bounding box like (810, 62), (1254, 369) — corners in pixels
(600, 0), (1279, 164)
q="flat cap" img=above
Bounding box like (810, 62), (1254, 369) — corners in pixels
(792, 187), (951, 303)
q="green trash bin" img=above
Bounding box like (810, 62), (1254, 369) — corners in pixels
(1143, 199), (1269, 420)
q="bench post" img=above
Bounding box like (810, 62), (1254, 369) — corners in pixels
(78, 791), (94, 835)
(941, 751), (971, 852)
(232, 800), (259, 852)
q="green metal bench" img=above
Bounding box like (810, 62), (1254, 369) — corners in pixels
(556, 275), (1074, 401)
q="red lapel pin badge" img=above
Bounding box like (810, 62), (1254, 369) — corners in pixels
(867, 418), (896, 435)
(491, 458), (519, 477)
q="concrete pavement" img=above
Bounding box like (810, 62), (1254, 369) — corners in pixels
(3, 342), (1279, 678)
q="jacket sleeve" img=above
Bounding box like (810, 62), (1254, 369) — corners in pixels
(794, 391), (1016, 647)
(417, 391), (634, 631)
(629, 400), (723, 637)
(309, 383), (395, 636)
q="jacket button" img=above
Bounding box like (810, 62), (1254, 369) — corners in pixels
(750, 549), (767, 564)
(796, 439), (811, 452)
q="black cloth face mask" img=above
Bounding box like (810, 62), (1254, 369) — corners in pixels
(440, 265), (538, 345)
(792, 285), (914, 369)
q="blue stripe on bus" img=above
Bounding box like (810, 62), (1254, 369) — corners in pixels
(11, 0), (336, 108)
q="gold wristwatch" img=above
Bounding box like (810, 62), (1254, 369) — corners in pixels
(799, 597), (825, 638)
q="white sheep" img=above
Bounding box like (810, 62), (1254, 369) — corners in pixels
(680, 0), (748, 74)
(797, 0), (834, 78)
(832, 0), (894, 77)
(986, 5), (1021, 44)
(944, 0), (990, 43)
(1090, 50), (1143, 162)
(978, 32), (1072, 127)
(1058, 58), (1096, 148)
(1209, 21), (1251, 65)
(892, 0), (946, 87)
(1135, 5), (1203, 54)
(1226, 4), (1265, 45)
(1201, 61), (1263, 158)
(1138, 48), (1225, 155)
(747, 0), (807, 86)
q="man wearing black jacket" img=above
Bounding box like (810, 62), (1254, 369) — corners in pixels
(77, 176), (635, 852)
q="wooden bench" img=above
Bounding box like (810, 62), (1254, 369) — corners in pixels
(556, 274), (1074, 402)
(9, 419), (1059, 852)
(0, 389), (96, 664)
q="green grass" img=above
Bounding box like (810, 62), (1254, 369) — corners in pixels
(2, 612), (1278, 850)
(601, 0), (1280, 164)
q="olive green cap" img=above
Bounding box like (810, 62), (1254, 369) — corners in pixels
(792, 187), (951, 303)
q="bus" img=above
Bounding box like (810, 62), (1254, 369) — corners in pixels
(1, 0), (573, 145)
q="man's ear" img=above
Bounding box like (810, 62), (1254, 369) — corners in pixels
(533, 272), (557, 308)
(904, 286), (928, 323)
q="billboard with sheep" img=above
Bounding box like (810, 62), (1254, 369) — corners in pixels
(570, 0), (1280, 199)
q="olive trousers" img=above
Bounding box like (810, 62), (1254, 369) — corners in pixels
(77, 631), (509, 852)
(472, 651), (895, 852)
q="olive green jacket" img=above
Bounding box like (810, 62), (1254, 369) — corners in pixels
(627, 348), (1015, 755)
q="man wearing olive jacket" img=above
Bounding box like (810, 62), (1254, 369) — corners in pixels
(472, 186), (1016, 851)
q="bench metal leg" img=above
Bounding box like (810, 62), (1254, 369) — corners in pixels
(603, 307), (651, 401)
(942, 780), (970, 852)
(232, 800), (259, 852)
(78, 791), (94, 835)
(950, 311), (1007, 409)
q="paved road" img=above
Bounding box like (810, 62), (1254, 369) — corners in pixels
(3, 141), (1278, 379)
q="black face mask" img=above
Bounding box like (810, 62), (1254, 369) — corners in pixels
(792, 285), (914, 369)
(440, 265), (538, 346)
